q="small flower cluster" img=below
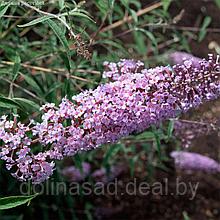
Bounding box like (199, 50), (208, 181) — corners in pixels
(171, 151), (220, 173)
(174, 120), (218, 148)
(0, 54), (219, 184)
(62, 162), (91, 182)
(61, 162), (126, 183)
(103, 59), (144, 81)
(0, 116), (55, 183)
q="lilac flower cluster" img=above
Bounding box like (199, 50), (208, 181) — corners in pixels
(103, 59), (144, 81)
(0, 116), (55, 184)
(171, 151), (220, 173)
(174, 120), (217, 148)
(0, 54), (219, 184)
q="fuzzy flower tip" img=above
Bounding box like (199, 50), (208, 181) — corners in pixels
(171, 151), (220, 173)
(0, 54), (220, 184)
(61, 163), (125, 183)
(168, 51), (203, 68)
(61, 162), (91, 182)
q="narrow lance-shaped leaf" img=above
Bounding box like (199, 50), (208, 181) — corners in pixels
(69, 11), (94, 22)
(162, 0), (172, 11)
(0, 4), (9, 18)
(198, 16), (212, 42)
(59, 0), (65, 10)
(167, 119), (174, 139)
(103, 144), (121, 166)
(12, 54), (21, 81)
(18, 16), (53, 28)
(46, 18), (69, 50)
(13, 98), (40, 111)
(21, 73), (43, 95)
(46, 18), (72, 70)
(0, 194), (38, 210)
(0, 97), (21, 109)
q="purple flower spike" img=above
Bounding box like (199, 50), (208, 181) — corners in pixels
(0, 55), (219, 184)
(171, 151), (220, 173)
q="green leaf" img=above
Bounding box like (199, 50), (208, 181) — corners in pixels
(0, 45), (16, 58)
(103, 144), (121, 166)
(59, 51), (71, 72)
(120, 0), (130, 8)
(85, 202), (93, 220)
(0, 4), (9, 18)
(46, 18), (69, 50)
(108, 0), (115, 8)
(129, 155), (138, 177)
(135, 131), (155, 140)
(167, 119), (174, 139)
(73, 154), (83, 172)
(215, 0), (220, 8)
(0, 194), (38, 210)
(0, 97), (21, 109)
(69, 11), (94, 22)
(59, 0), (65, 10)
(162, 0), (172, 11)
(12, 54), (21, 81)
(183, 211), (191, 220)
(22, 74), (42, 94)
(152, 128), (162, 159)
(13, 98), (40, 111)
(198, 16), (212, 42)
(130, 9), (138, 23)
(95, 0), (109, 15)
(18, 16), (52, 28)
(133, 31), (147, 55)
(135, 28), (158, 53)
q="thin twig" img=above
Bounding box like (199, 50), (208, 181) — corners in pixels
(113, 24), (220, 40)
(1, 15), (40, 19)
(0, 61), (95, 83)
(174, 119), (219, 130)
(55, 68), (100, 75)
(165, 25), (220, 33)
(100, 1), (162, 33)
